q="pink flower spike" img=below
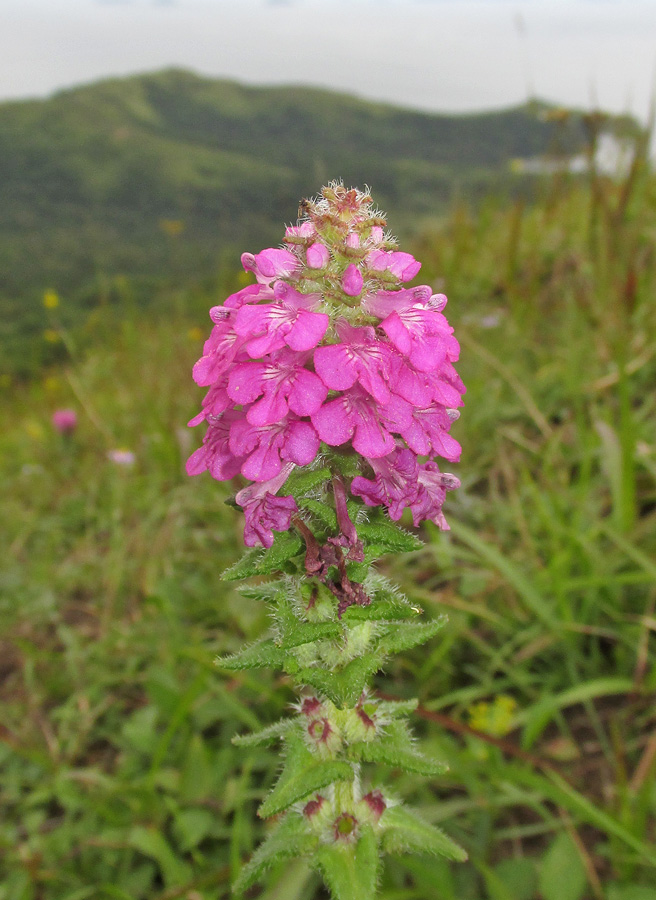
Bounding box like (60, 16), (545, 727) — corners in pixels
(241, 247), (299, 284)
(342, 264), (363, 297)
(306, 242), (330, 269)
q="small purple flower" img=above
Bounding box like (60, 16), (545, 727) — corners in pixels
(186, 410), (245, 480)
(351, 448), (421, 520)
(236, 463), (298, 548)
(313, 321), (392, 405)
(192, 318), (245, 387)
(311, 386), (409, 459)
(52, 408), (77, 434)
(227, 349), (327, 426)
(351, 448), (459, 528)
(234, 284), (329, 358)
(241, 247), (299, 283)
(341, 264), (363, 297)
(367, 289), (459, 372)
(365, 249), (421, 282)
(229, 415), (319, 482)
(398, 403), (462, 463)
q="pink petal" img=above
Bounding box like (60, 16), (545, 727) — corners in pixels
(314, 344), (357, 391)
(285, 310), (329, 351)
(288, 370), (328, 416)
(283, 421), (320, 466)
(381, 311), (412, 356)
(312, 399), (354, 446)
(342, 264), (363, 297)
(246, 390), (289, 426)
(227, 361), (267, 404)
(306, 242), (330, 269)
(352, 415), (395, 458)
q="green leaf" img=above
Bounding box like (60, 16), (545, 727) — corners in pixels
(232, 718), (295, 748)
(222, 548), (265, 581)
(348, 719), (447, 776)
(607, 887), (656, 900)
(127, 825), (193, 888)
(377, 618), (446, 655)
(216, 638), (289, 671)
(377, 698), (419, 718)
(314, 825), (380, 900)
(538, 832), (587, 900)
(341, 598), (415, 622)
(233, 813), (318, 895)
(238, 579), (287, 601)
(380, 806), (467, 862)
(357, 521), (423, 552)
(222, 532), (304, 581)
(283, 466), (332, 497)
(297, 652), (385, 706)
(277, 620), (342, 650)
(300, 498), (338, 531)
(258, 733), (355, 819)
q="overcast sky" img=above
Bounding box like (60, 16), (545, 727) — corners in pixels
(2, 0), (656, 121)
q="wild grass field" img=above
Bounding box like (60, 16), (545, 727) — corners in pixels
(1, 156), (655, 899)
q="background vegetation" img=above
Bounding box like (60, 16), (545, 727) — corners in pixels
(0, 68), (639, 376)
(1, 73), (655, 899)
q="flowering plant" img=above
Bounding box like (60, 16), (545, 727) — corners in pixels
(187, 184), (466, 898)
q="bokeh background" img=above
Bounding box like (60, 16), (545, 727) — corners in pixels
(1, 2), (655, 898)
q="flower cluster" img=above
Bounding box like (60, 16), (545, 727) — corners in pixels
(187, 184), (464, 547)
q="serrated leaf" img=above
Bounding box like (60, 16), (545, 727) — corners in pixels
(232, 718), (295, 748)
(358, 521), (423, 552)
(257, 532), (305, 573)
(341, 598), (415, 623)
(216, 639), (289, 671)
(297, 652), (386, 706)
(300, 498), (338, 531)
(233, 813), (318, 895)
(381, 806), (467, 861)
(238, 579), (286, 601)
(314, 825), (380, 900)
(222, 533), (304, 581)
(377, 698), (419, 718)
(258, 733), (355, 818)
(348, 719), (447, 776)
(277, 620), (342, 650)
(222, 548), (265, 581)
(376, 618), (446, 655)
(348, 740), (447, 776)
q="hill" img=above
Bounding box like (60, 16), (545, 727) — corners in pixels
(0, 68), (641, 374)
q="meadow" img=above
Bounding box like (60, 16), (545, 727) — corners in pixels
(1, 154), (655, 899)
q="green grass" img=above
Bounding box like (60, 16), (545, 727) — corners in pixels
(1, 157), (655, 899)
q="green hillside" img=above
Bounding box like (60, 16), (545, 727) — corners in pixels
(0, 68), (640, 375)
